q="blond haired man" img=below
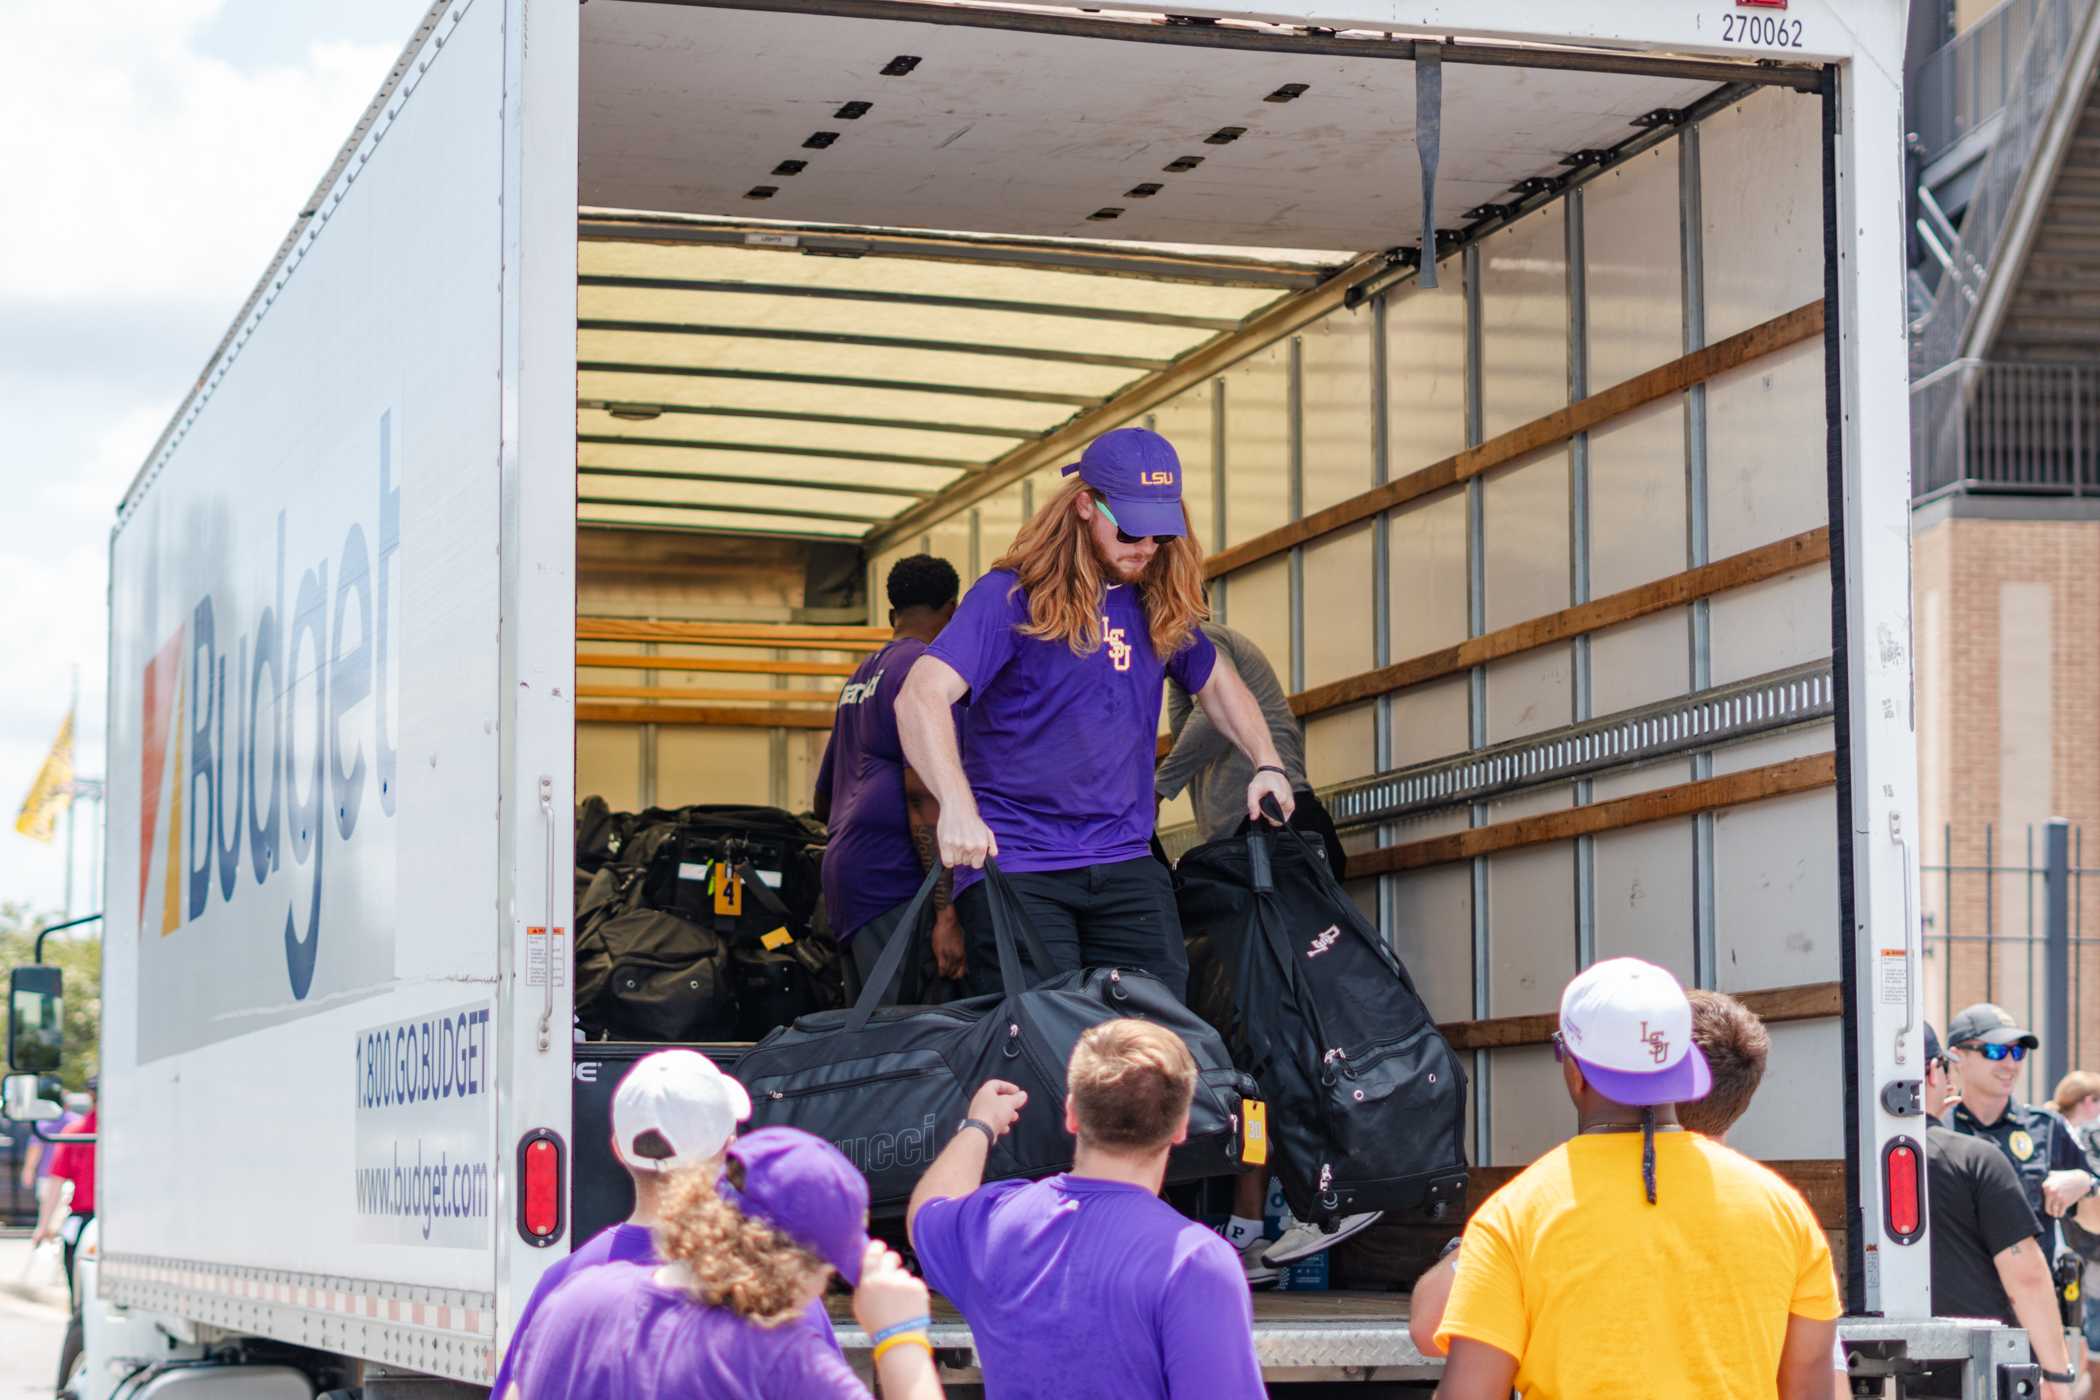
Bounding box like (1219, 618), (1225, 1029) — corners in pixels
(907, 1020), (1263, 1399)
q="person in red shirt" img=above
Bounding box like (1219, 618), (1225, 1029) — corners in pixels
(32, 1079), (96, 1307)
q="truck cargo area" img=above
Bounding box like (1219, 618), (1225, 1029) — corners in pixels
(565, 0), (1844, 1378)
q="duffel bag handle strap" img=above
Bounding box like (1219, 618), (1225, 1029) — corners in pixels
(730, 856), (797, 929)
(842, 865), (944, 1034)
(980, 858), (1060, 995)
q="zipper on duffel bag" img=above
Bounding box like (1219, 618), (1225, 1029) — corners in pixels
(763, 1067), (935, 1101)
(1330, 1025), (1436, 1081)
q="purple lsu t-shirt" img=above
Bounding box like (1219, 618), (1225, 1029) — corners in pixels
(927, 571), (1216, 886)
(815, 636), (933, 941)
(911, 1175), (1263, 1400)
(510, 1260), (863, 1400)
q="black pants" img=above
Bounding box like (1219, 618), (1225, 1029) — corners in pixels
(840, 898), (962, 1007)
(956, 857), (1187, 1001)
(62, 1210), (92, 1310)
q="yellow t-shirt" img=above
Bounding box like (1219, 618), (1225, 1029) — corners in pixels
(1434, 1132), (1839, 1399)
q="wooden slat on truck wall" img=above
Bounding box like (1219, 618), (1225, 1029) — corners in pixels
(578, 619), (888, 648)
(1437, 981), (1841, 1053)
(1204, 299), (1826, 580)
(576, 702), (835, 730)
(576, 652), (858, 678)
(1290, 530), (1829, 721)
(577, 684), (838, 705)
(1351, 754), (1838, 876)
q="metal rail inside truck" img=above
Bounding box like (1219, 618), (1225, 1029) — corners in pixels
(0, 0), (2000, 1394)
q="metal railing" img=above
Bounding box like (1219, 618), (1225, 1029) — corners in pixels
(1922, 821), (2098, 1104)
(1911, 358), (2100, 497)
(1912, 0), (2089, 378)
(1911, 0), (2061, 171)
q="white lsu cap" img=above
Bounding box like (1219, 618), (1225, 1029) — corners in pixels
(1557, 957), (1712, 1108)
(610, 1050), (752, 1172)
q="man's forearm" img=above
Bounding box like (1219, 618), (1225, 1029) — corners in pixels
(2000, 1242), (2075, 1376)
(1196, 665), (1282, 772)
(2072, 1179), (2100, 1231)
(906, 1129), (990, 1242)
(897, 679), (975, 812)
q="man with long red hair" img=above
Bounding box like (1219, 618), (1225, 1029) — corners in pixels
(897, 427), (1293, 998)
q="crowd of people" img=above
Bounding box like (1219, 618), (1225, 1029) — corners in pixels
(507, 424), (2100, 1396)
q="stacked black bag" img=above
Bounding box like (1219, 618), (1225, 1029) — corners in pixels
(1177, 810), (1470, 1228)
(738, 862), (1259, 1214)
(574, 800), (845, 1043)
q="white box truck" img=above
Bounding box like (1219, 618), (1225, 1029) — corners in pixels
(3, 0), (2028, 1392)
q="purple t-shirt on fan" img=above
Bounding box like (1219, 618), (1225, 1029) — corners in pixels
(815, 636), (934, 941)
(509, 1260), (864, 1400)
(493, 1225), (836, 1400)
(927, 571), (1216, 888)
(911, 1175), (1263, 1400)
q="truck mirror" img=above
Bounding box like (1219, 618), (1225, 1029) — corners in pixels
(7, 965), (62, 1074)
(1, 1072), (63, 1123)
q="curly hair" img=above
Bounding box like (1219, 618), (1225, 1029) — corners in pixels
(887, 553), (961, 613)
(653, 1162), (827, 1326)
(990, 477), (1208, 660)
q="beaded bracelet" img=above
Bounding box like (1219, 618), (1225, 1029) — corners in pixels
(871, 1332), (933, 1364)
(870, 1316), (932, 1346)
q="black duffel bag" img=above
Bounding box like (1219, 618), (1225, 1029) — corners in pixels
(1176, 809), (1470, 1228)
(738, 861), (1258, 1213)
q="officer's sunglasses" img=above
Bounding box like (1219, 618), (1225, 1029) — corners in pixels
(1956, 1040), (2029, 1062)
(1091, 496), (1176, 546)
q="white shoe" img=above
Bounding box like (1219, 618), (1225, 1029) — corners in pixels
(1262, 1210), (1383, 1265)
(1238, 1234), (1281, 1287)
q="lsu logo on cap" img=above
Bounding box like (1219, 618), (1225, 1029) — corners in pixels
(1639, 1020), (1670, 1064)
(1139, 470), (1175, 486)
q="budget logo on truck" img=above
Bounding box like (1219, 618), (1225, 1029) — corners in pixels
(129, 412), (403, 1058)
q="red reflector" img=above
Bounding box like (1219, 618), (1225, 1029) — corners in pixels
(522, 1141), (562, 1234)
(1883, 1137), (1925, 1244)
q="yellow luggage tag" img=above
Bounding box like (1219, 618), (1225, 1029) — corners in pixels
(760, 927), (795, 950)
(1241, 1099), (1269, 1166)
(712, 865), (743, 918)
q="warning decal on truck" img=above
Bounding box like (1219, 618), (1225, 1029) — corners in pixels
(353, 1001), (493, 1247)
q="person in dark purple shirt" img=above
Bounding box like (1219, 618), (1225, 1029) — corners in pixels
(509, 1128), (945, 1400)
(814, 554), (963, 1003)
(906, 1019), (1264, 1399)
(895, 428), (1294, 998)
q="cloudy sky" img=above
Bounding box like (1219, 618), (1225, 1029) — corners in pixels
(1, 0), (435, 917)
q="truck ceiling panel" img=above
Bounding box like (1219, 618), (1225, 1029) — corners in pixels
(582, 2), (1718, 249)
(575, 226), (1295, 541)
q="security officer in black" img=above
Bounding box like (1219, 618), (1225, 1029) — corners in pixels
(1944, 1002), (2100, 1260)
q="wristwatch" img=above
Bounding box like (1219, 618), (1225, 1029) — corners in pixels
(2039, 1362), (2079, 1384)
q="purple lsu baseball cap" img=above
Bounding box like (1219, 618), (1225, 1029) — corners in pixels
(1061, 427), (1188, 538)
(719, 1127), (870, 1284)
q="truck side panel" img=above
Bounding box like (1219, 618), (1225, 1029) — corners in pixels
(100, 0), (512, 1372)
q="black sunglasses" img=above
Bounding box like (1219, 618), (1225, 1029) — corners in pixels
(1092, 496), (1176, 546)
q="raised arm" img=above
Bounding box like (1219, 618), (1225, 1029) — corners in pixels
(1192, 658), (1294, 824)
(895, 656), (994, 868)
(906, 1080), (1026, 1243)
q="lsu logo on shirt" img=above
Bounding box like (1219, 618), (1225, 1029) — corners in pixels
(1102, 616), (1132, 672)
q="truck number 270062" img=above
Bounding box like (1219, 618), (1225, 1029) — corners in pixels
(1720, 12), (1805, 48)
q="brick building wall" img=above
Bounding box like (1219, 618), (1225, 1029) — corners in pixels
(1913, 509), (2100, 1090)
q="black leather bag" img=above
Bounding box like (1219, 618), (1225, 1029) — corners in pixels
(738, 862), (1257, 1213)
(1176, 811), (1470, 1227)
